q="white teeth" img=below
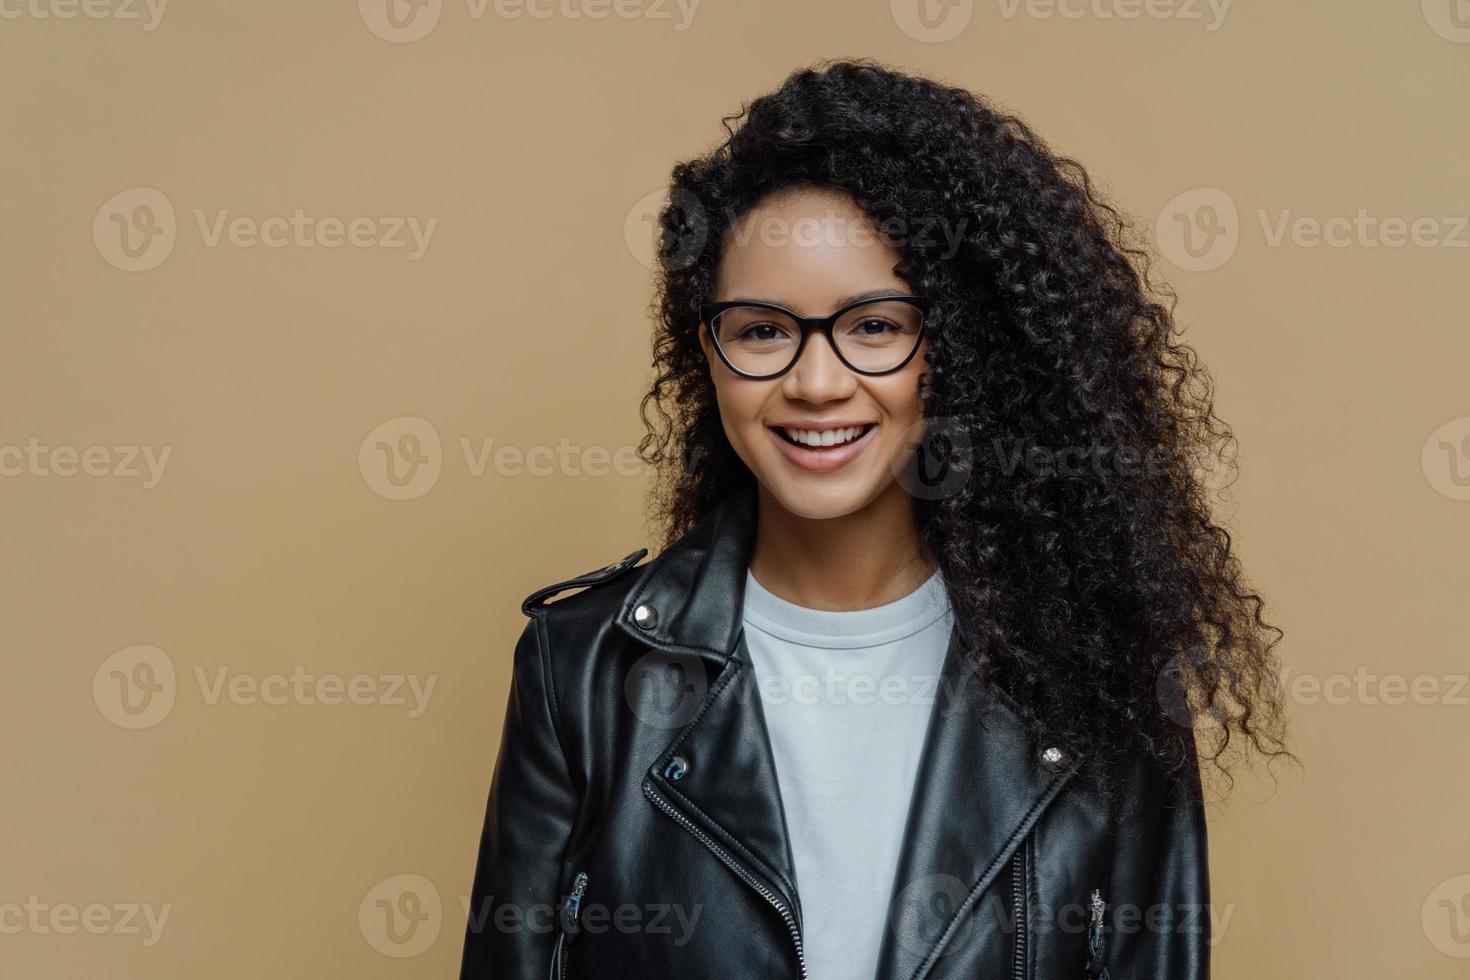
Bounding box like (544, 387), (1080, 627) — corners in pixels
(780, 425), (870, 448)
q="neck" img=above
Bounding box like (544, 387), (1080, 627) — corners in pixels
(747, 481), (935, 611)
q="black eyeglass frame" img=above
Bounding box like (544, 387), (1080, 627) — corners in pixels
(699, 294), (932, 380)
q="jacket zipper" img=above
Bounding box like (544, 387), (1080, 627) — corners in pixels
(1010, 846), (1028, 980)
(1085, 888), (1109, 979)
(549, 870), (588, 980)
(644, 781), (808, 979)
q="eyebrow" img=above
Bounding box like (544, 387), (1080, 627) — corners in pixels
(721, 286), (911, 309)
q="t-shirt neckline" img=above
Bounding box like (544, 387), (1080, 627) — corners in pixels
(741, 566), (951, 649)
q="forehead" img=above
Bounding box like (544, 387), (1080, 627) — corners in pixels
(713, 187), (907, 315)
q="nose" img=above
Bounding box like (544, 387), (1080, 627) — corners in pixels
(780, 331), (858, 402)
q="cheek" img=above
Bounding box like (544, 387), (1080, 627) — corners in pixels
(877, 369), (928, 426)
(711, 378), (765, 448)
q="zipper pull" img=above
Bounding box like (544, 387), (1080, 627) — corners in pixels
(560, 871), (589, 939)
(1085, 889), (1107, 978)
(550, 872), (589, 980)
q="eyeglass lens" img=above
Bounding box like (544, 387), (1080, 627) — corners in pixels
(711, 300), (924, 376)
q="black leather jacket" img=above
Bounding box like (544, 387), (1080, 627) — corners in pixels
(460, 482), (1211, 979)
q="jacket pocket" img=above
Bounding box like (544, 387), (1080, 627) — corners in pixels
(1084, 887), (1111, 979)
(550, 869), (589, 980)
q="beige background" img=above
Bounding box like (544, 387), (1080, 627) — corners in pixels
(3, 0), (1468, 976)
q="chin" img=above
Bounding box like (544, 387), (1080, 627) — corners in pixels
(759, 474), (880, 521)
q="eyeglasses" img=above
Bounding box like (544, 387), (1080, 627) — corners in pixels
(700, 294), (930, 380)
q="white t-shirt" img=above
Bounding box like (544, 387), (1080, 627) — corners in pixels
(741, 566), (955, 980)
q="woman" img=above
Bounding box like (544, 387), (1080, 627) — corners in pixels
(461, 59), (1292, 980)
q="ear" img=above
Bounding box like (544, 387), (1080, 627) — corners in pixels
(697, 321), (714, 374)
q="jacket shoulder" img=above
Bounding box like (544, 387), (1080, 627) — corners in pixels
(520, 547), (649, 617)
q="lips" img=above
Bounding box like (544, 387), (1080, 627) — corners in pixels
(767, 422), (878, 473)
(775, 423), (876, 448)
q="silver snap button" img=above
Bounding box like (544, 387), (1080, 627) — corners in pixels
(1040, 746), (1067, 773)
(633, 603), (659, 630)
(663, 755), (689, 780)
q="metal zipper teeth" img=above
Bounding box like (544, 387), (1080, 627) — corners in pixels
(1010, 848), (1027, 980)
(643, 781), (808, 980)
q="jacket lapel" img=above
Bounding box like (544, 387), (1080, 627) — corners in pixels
(871, 621), (1082, 980)
(615, 482), (803, 922)
(615, 481), (1083, 978)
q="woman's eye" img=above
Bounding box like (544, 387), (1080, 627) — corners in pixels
(738, 322), (785, 341)
(853, 318), (899, 335)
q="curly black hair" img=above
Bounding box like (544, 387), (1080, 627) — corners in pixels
(636, 57), (1295, 807)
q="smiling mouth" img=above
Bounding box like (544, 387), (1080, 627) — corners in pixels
(772, 423), (877, 449)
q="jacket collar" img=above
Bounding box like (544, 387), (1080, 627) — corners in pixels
(615, 480), (759, 663)
(617, 481), (1083, 979)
